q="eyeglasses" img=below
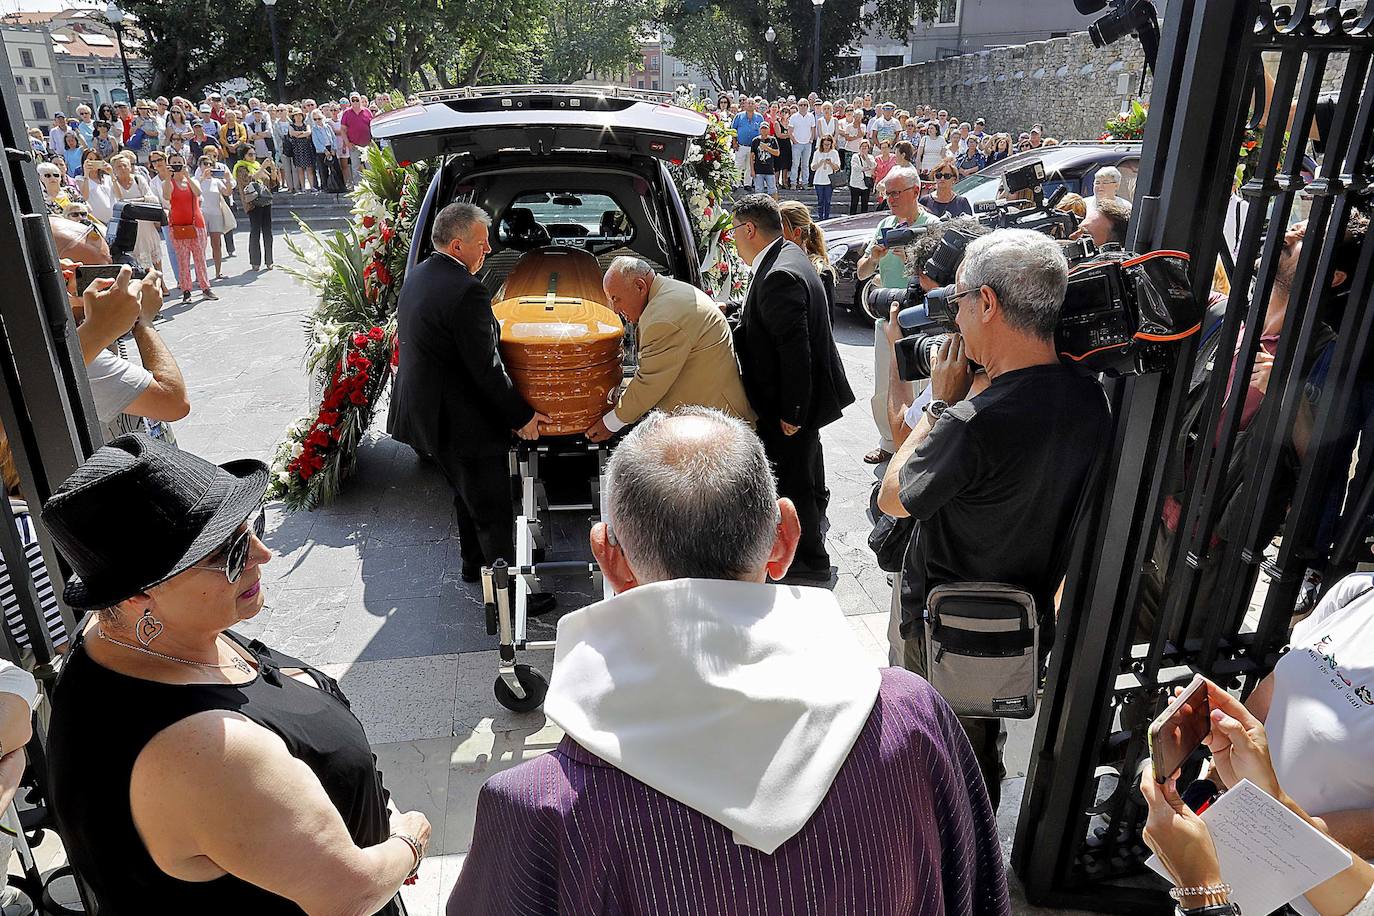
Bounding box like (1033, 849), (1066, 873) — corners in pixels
(947, 285), (983, 317)
(193, 510), (266, 584)
(887, 183), (919, 198)
(933, 171), (957, 180)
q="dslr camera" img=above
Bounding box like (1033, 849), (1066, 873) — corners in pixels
(105, 200), (168, 266)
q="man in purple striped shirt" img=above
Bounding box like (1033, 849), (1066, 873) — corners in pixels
(448, 407), (1009, 916)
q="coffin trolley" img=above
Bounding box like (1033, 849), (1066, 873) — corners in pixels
(478, 244), (626, 712)
(481, 440), (613, 711)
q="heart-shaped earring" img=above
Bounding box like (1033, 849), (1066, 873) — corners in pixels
(135, 609), (164, 648)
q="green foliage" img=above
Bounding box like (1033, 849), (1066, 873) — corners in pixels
(123, 0), (547, 98)
(1104, 98), (1148, 140)
(661, 0), (938, 95)
(539, 0), (666, 84)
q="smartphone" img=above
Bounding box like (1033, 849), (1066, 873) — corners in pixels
(1147, 674), (1211, 783)
(75, 263), (148, 295)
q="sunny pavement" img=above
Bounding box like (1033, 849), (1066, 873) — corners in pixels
(135, 224), (1087, 915)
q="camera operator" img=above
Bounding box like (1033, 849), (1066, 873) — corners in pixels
(855, 165), (937, 465)
(876, 229), (1111, 810)
(49, 216), (191, 443)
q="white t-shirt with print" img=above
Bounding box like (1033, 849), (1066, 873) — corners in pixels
(1267, 573), (1374, 820)
(788, 111), (817, 145)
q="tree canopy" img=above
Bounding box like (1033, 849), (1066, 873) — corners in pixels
(121, 0), (930, 100)
(661, 0), (939, 96)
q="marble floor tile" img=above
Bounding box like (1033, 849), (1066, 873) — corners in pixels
(453, 648), (557, 734)
(373, 736), (456, 839)
(444, 717), (566, 856)
(319, 653), (459, 744)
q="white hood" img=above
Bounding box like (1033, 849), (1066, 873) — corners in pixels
(543, 578), (881, 854)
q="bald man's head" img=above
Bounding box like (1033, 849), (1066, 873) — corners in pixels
(604, 408), (780, 582)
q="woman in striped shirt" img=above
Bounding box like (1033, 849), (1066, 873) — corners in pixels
(0, 432), (67, 656)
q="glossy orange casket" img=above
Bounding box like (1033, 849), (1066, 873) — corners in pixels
(492, 247), (625, 436)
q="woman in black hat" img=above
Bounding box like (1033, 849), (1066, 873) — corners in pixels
(42, 434), (429, 915)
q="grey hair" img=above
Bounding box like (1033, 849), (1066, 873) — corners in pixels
(431, 202), (490, 249)
(959, 228), (1068, 340)
(607, 407), (779, 582)
(881, 164), (921, 194)
(607, 256), (655, 283)
(1095, 166), (1122, 184)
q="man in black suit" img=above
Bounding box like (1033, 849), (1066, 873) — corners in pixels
(731, 194), (855, 580)
(391, 202), (550, 586)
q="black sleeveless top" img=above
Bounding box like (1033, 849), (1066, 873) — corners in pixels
(46, 629), (401, 915)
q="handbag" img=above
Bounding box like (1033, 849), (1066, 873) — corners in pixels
(219, 195), (238, 233)
(924, 582), (1039, 719)
(170, 224), (198, 240)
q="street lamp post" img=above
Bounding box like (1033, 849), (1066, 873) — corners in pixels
(734, 49), (744, 97)
(262, 0), (286, 103)
(385, 27), (398, 92)
(811, 0), (825, 95)
(765, 27), (776, 100)
(101, 3), (134, 105)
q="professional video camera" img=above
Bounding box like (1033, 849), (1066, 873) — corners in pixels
(971, 161), (1080, 238)
(879, 233), (1197, 381)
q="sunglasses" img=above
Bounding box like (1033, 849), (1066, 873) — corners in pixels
(947, 285), (983, 317)
(933, 171), (956, 180)
(193, 510), (266, 583)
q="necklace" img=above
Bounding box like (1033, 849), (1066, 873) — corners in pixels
(97, 629), (255, 676)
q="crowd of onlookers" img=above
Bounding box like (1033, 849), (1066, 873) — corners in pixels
(721, 90), (1056, 218)
(25, 90), (400, 300)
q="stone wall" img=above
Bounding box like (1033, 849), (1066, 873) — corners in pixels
(834, 31), (1153, 141)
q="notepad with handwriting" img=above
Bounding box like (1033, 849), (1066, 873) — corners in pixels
(1146, 779), (1353, 914)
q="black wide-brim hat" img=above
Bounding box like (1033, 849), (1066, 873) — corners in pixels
(41, 434), (269, 610)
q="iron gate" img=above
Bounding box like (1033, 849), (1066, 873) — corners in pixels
(1013, 0), (1374, 911)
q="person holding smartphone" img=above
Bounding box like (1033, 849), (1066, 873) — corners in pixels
(161, 153), (216, 303)
(197, 156), (234, 280)
(49, 216), (191, 441)
(1141, 677), (1374, 916)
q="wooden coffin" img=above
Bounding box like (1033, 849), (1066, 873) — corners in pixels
(493, 247), (625, 436)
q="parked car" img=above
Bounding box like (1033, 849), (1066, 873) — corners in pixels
(371, 85), (708, 288)
(821, 140), (1143, 321)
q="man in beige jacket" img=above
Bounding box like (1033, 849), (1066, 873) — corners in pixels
(585, 257), (755, 441)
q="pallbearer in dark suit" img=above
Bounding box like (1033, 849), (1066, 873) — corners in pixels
(731, 194), (855, 580)
(390, 203), (549, 583)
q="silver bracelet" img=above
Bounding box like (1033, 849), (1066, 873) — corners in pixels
(391, 831), (423, 878)
(1169, 884), (1232, 902)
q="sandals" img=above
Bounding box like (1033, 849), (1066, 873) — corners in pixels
(863, 447), (893, 464)
(202, 289), (219, 300)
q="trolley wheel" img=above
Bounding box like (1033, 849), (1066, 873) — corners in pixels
(494, 665), (548, 713)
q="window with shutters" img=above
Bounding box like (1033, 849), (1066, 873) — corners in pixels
(20, 49), (35, 68)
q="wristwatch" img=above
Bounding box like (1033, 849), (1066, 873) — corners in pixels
(925, 399), (950, 420)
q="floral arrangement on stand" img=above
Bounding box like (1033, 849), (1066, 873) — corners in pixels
(267, 144), (430, 509)
(1102, 98), (1149, 140)
(670, 99), (750, 302)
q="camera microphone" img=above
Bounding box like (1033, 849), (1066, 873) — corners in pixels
(1074, 0), (1108, 13)
(1046, 185), (1069, 210)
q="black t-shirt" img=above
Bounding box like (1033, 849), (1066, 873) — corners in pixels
(919, 193), (974, 219)
(751, 136), (778, 174)
(897, 363), (1110, 639)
